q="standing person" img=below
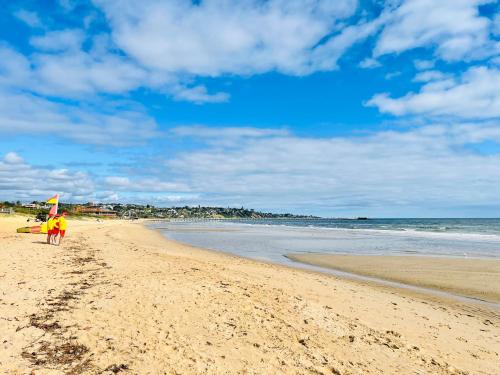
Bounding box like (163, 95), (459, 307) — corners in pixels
(46, 214), (56, 244)
(55, 211), (68, 246)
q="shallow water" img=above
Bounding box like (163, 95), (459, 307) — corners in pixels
(151, 219), (500, 264)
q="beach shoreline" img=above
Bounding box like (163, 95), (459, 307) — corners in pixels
(157, 224), (500, 310)
(1, 215), (499, 374)
(286, 253), (500, 305)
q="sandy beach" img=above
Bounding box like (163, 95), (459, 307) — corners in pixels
(1, 215), (499, 374)
(286, 254), (500, 304)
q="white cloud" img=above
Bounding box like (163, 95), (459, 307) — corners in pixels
(30, 29), (85, 51)
(0, 45), (33, 88)
(0, 152), (191, 203)
(172, 125), (289, 139)
(307, 13), (390, 72)
(1, 1), (390, 105)
(162, 123), (500, 215)
(3, 152), (24, 165)
(5, 122), (500, 215)
(359, 58), (381, 69)
(374, 0), (498, 61)
(0, 42), (158, 97)
(448, 122), (500, 144)
(171, 125), (290, 148)
(0, 89), (160, 146)
(1, 38), (227, 103)
(32, 48), (152, 96)
(93, 0), (359, 76)
(413, 59), (435, 70)
(493, 13), (500, 36)
(8, 1), (496, 107)
(100, 192), (120, 201)
(105, 176), (130, 187)
(58, 0), (81, 11)
(0, 41), (165, 147)
(104, 176), (188, 192)
(491, 56), (500, 65)
(13, 9), (42, 28)
(6, 1), (499, 107)
(0, 44), (162, 147)
(153, 195), (199, 203)
(412, 70), (450, 82)
(0, 152), (95, 201)
(171, 85), (229, 104)
(118, 193), (201, 205)
(385, 71), (401, 80)
(368, 66), (500, 119)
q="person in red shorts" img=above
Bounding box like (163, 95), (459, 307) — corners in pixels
(46, 214), (56, 244)
(54, 211), (68, 246)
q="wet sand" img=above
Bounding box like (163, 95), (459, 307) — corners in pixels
(286, 253), (500, 304)
(1, 215), (499, 374)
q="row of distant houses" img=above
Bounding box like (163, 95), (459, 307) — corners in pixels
(20, 203), (115, 217)
(22, 203), (52, 210)
(73, 205), (118, 217)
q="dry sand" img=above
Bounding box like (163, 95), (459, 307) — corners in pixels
(1, 215), (499, 374)
(287, 254), (500, 304)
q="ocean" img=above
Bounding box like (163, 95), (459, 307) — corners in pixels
(151, 218), (500, 265)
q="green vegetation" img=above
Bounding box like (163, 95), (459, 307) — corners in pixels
(2, 201), (317, 219)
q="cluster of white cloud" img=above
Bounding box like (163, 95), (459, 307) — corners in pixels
(0, 152), (95, 201)
(4, 0), (363, 104)
(0, 34), (163, 146)
(169, 84), (229, 104)
(121, 123), (499, 215)
(368, 66), (500, 119)
(4, 0), (499, 110)
(171, 125), (290, 147)
(4, 118), (500, 214)
(105, 176), (188, 192)
(0, 88), (159, 146)
(0, 38), (159, 97)
(13, 9), (42, 28)
(93, 0), (497, 79)
(374, 0), (499, 61)
(365, 0), (500, 120)
(0, 151), (193, 203)
(95, 0), (358, 76)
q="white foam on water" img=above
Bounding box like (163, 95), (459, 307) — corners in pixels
(152, 220), (500, 260)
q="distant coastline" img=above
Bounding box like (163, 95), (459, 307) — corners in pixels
(1, 201), (320, 220)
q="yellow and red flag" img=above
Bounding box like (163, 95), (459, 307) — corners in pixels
(47, 194), (59, 216)
(46, 194), (59, 204)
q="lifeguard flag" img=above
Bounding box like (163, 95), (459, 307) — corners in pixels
(49, 204), (58, 216)
(46, 194), (59, 204)
(47, 194), (59, 216)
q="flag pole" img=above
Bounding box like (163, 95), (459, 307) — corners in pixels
(47, 194), (59, 217)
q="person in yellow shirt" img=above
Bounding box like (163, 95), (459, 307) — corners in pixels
(53, 211), (68, 246)
(46, 215), (56, 244)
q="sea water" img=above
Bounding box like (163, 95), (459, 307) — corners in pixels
(151, 218), (500, 265)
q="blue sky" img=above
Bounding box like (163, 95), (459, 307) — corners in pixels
(1, 0), (500, 217)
